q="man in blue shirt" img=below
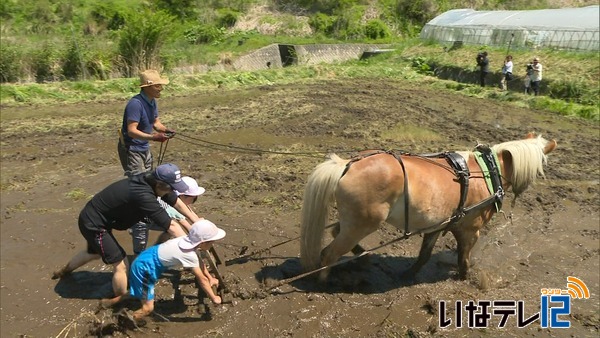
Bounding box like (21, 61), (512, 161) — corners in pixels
(118, 69), (175, 177)
(118, 70), (178, 255)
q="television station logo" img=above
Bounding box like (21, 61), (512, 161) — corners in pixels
(439, 276), (591, 329)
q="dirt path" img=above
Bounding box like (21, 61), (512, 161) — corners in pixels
(1, 78), (598, 337)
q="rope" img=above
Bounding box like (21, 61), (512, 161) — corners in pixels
(175, 132), (345, 158)
(268, 232), (413, 291)
(225, 222), (339, 266)
(157, 138), (170, 165)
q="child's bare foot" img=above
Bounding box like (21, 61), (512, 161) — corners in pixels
(99, 298), (117, 309)
(133, 309), (151, 321)
(51, 266), (71, 280)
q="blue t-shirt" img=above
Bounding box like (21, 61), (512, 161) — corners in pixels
(121, 92), (158, 152)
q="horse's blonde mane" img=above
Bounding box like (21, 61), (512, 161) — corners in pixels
(491, 135), (549, 196)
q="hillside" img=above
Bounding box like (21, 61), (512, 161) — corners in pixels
(1, 0), (598, 83)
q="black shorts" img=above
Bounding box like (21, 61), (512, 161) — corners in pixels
(78, 218), (126, 265)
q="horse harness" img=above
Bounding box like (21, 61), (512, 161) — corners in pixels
(341, 145), (505, 237)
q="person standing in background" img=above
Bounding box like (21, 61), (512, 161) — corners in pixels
(500, 55), (513, 91)
(524, 62), (533, 94)
(530, 57), (543, 96)
(476, 51), (490, 87)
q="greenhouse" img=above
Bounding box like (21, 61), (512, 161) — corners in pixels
(420, 6), (599, 51)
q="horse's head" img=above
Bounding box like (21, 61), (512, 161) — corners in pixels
(526, 132), (558, 155)
(494, 133), (557, 200)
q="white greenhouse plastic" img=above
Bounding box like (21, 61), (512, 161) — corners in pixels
(420, 6), (599, 51)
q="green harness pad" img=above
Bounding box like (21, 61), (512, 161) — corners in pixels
(473, 150), (502, 211)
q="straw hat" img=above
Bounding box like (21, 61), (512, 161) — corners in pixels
(139, 70), (170, 87)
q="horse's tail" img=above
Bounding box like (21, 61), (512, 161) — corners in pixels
(300, 154), (349, 271)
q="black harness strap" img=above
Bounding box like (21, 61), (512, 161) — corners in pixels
(387, 151), (410, 235)
(340, 150), (388, 177)
(444, 152), (471, 222)
(340, 150), (411, 235)
(475, 144), (505, 210)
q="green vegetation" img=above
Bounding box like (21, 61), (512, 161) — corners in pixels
(5, 0), (594, 82)
(65, 188), (92, 201)
(0, 0), (597, 120)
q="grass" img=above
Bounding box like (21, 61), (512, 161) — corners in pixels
(381, 124), (443, 142)
(65, 188), (93, 201)
(1, 40), (597, 121)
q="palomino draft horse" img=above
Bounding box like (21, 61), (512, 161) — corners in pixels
(300, 133), (557, 281)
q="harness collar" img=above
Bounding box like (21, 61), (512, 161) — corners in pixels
(474, 144), (505, 211)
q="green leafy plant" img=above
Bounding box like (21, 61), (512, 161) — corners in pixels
(61, 36), (86, 80)
(184, 24), (225, 45)
(216, 8), (240, 28)
(0, 43), (22, 83)
(31, 44), (60, 83)
(410, 56), (432, 75)
(548, 78), (596, 105)
(309, 13), (336, 35)
(365, 19), (391, 40)
(117, 10), (175, 75)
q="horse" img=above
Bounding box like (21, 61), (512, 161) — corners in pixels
(300, 133), (557, 281)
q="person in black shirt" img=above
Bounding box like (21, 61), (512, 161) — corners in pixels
(476, 51), (490, 87)
(51, 163), (195, 299)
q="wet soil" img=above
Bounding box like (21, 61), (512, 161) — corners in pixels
(1, 78), (598, 337)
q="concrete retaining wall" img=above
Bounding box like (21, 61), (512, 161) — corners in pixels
(293, 44), (389, 66)
(176, 43), (392, 74)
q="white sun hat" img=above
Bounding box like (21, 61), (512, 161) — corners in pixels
(179, 219), (226, 250)
(177, 176), (206, 197)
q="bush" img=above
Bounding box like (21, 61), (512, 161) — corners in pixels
(395, 0), (437, 25)
(0, 43), (22, 83)
(89, 1), (128, 31)
(365, 19), (391, 40)
(216, 8), (240, 28)
(331, 5), (365, 40)
(309, 13), (336, 35)
(118, 10), (174, 76)
(184, 24), (225, 44)
(32, 44), (60, 83)
(85, 50), (114, 80)
(410, 56), (433, 75)
(547, 78), (596, 106)
(153, 0), (196, 20)
(62, 38), (86, 80)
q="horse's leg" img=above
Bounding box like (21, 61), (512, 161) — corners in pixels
(330, 221), (366, 255)
(403, 231), (442, 277)
(319, 222), (377, 281)
(452, 228), (480, 279)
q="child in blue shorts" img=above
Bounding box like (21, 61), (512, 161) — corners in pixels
(101, 219), (226, 320)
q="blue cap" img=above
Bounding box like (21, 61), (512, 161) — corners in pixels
(153, 163), (189, 193)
